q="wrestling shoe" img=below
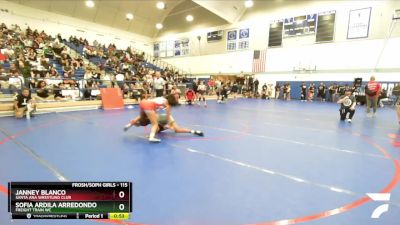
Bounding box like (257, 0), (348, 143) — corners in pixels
(193, 130), (204, 136)
(123, 124), (131, 132)
(149, 137), (161, 143)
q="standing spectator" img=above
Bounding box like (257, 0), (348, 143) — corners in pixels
(365, 76), (381, 117)
(308, 83), (315, 102)
(300, 82), (307, 102)
(231, 82), (238, 99)
(393, 84), (400, 125)
(197, 81), (207, 107)
(267, 84), (273, 99)
(317, 82), (327, 102)
(208, 79), (215, 95)
(328, 83), (336, 102)
(153, 71), (165, 97)
(275, 82), (281, 99)
(253, 78), (259, 94)
(215, 79), (222, 100)
(283, 83), (291, 101)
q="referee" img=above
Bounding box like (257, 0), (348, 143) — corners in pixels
(153, 71), (165, 97)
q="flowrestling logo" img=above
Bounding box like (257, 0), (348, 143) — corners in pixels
(367, 193), (391, 219)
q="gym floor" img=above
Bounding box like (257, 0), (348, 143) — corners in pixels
(0, 99), (399, 225)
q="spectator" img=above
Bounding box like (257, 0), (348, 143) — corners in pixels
(2, 45), (15, 60)
(262, 83), (267, 93)
(171, 85), (181, 98)
(328, 83), (336, 102)
(63, 60), (74, 78)
(393, 84), (400, 125)
(14, 87), (36, 119)
(317, 82), (327, 102)
(337, 89), (356, 123)
(365, 76), (381, 117)
(36, 80), (50, 100)
(283, 83), (291, 101)
(253, 78), (259, 93)
(47, 67), (59, 78)
(378, 88), (389, 108)
(308, 82), (315, 102)
(185, 88), (196, 105)
(275, 82), (281, 99)
(300, 82), (307, 102)
(208, 79), (215, 95)
(153, 71), (165, 97)
(231, 82), (238, 99)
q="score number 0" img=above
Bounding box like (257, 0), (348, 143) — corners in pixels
(118, 191), (126, 211)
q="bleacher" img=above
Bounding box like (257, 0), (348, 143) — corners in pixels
(0, 22), (191, 117)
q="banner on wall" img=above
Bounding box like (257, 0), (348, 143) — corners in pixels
(154, 38), (190, 58)
(239, 28), (250, 50)
(153, 43), (159, 58)
(226, 30), (237, 51)
(226, 28), (249, 51)
(347, 7), (371, 39)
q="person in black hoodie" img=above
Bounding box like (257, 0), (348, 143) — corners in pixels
(300, 82), (307, 102)
(14, 88), (36, 119)
(317, 82), (327, 102)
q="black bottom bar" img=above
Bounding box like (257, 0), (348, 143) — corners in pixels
(12, 213), (109, 219)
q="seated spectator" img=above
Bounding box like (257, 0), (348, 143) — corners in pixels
(43, 44), (54, 58)
(14, 87), (36, 119)
(53, 83), (66, 101)
(39, 55), (50, 70)
(35, 80), (51, 100)
(47, 67), (59, 78)
(1, 45), (15, 60)
(61, 47), (70, 57)
(20, 60), (32, 80)
(378, 88), (389, 108)
(26, 48), (37, 61)
(8, 62), (19, 74)
(63, 61), (74, 78)
(0, 50), (7, 62)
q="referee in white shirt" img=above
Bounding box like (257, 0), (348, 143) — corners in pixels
(153, 71), (165, 97)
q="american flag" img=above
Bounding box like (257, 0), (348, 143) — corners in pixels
(252, 50), (267, 73)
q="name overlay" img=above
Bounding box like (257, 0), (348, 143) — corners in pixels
(8, 182), (132, 220)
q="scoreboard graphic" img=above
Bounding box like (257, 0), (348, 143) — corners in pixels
(284, 14), (317, 37)
(8, 182), (132, 219)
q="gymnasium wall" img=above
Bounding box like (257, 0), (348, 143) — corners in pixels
(158, 0), (400, 76)
(0, 0), (153, 53)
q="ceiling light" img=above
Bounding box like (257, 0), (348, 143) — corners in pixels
(126, 13), (134, 20)
(186, 15), (194, 22)
(156, 23), (163, 29)
(85, 0), (95, 8)
(156, 2), (166, 10)
(244, 0), (254, 8)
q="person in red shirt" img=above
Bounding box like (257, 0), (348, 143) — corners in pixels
(365, 76), (381, 117)
(208, 79), (215, 95)
(185, 88), (196, 105)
